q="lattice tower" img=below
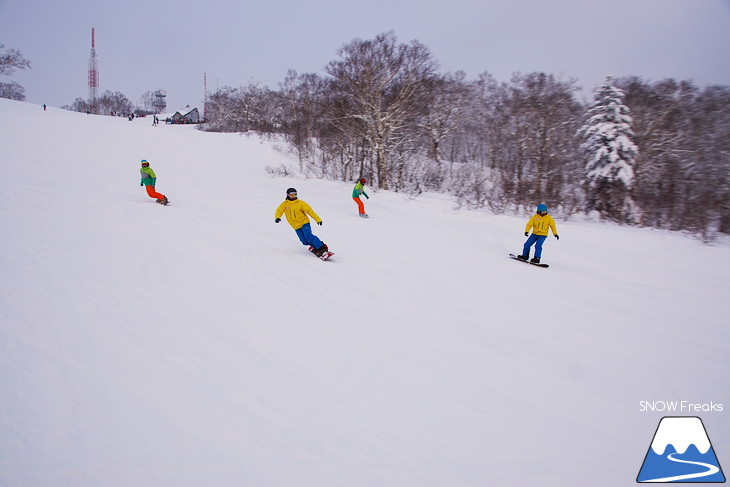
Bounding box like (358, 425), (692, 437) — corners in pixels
(88, 28), (99, 113)
(204, 72), (208, 121)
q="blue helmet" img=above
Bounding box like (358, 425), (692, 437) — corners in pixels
(537, 204), (548, 213)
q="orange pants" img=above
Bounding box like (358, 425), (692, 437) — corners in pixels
(145, 185), (165, 200)
(353, 197), (365, 215)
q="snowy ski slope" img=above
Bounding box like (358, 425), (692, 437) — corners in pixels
(1, 98), (728, 486)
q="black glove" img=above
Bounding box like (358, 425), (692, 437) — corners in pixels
(524, 232), (529, 236)
(140, 182), (143, 186)
(317, 221), (323, 226)
(555, 234), (559, 240)
(274, 218), (281, 223)
(365, 195), (369, 199)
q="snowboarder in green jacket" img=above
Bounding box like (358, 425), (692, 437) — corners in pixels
(352, 178), (369, 218)
(139, 159), (168, 205)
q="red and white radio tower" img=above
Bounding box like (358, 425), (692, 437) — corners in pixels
(204, 72), (208, 121)
(88, 28), (99, 113)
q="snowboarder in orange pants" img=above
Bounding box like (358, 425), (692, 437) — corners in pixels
(352, 178), (369, 218)
(139, 159), (168, 205)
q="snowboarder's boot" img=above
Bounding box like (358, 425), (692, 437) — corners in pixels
(314, 243), (328, 257)
(516, 254), (528, 261)
(530, 257), (541, 264)
(359, 213), (369, 218)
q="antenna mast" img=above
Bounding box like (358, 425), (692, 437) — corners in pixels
(88, 28), (99, 113)
(204, 72), (208, 122)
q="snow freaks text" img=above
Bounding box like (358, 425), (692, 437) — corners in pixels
(639, 401), (724, 413)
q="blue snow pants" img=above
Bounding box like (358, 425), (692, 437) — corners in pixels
(523, 234), (548, 258)
(294, 223), (323, 249)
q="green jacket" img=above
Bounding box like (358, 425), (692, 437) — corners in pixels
(352, 182), (368, 198)
(140, 166), (157, 186)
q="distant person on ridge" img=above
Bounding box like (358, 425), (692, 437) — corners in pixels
(274, 188), (331, 259)
(515, 204), (558, 264)
(352, 178), (370, 218)
(139, 159), (169, 205)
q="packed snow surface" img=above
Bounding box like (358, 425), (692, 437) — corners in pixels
(1, 99), (728, 486)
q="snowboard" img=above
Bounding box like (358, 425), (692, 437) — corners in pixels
(156, 198), (169, 206)
(318, 251), (335, 261)
(309, 246), (334, 261)
(509, 253), (549, 268)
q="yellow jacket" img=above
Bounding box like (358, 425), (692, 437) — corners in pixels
(525, 214), (557, 236)
(275, 198), (322, 230)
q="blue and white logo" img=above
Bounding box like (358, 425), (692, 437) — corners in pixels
(637, 416), (725, 483)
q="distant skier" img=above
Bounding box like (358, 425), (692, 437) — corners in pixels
(139, 159), (168, 205)
(352, 178), (370, 218)
(516, 204), (559, 264)
(274, 188), (330, 258)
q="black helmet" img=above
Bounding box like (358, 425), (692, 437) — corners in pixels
(286, 188), (297, 195)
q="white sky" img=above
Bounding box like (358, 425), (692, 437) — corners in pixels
(1, 0), (729, 111)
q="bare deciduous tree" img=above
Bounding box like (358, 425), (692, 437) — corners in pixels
(97, 90), (134, 115)
(326, 32), (437, 189)
(0, 44), (31, 101)
(418, 71), (471, 165)
(0, 80), (25, 101)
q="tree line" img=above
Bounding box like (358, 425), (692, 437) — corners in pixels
(202, 32), (729, 238)
(3, 36), (728, 238)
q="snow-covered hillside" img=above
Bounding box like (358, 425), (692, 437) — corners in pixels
(1, 98), (728, 486)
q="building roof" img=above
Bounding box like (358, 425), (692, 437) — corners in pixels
(173, 107), (198, 117)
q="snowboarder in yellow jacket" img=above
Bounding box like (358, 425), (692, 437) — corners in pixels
(516, 204), (559, 264)
(274, 188), (329, 257)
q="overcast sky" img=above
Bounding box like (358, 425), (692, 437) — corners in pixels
(2, 0), (729, 111)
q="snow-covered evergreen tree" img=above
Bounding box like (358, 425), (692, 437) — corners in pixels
(578, 76), (639, 221)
